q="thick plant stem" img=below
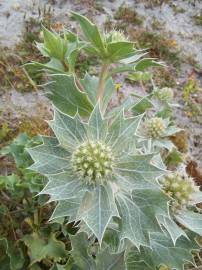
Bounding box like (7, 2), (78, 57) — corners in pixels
(96, 62), (109, 102)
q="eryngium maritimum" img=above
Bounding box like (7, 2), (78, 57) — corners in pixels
(155, 87), (174, 102)
(161, 173), (197, 211)
(146, 117), (165, 139)
(27, 103), (169, 246)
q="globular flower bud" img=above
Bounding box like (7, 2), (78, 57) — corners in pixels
(72, 141), (114, 184)
(105, 30), (127, 43)
(146, 117), (165, 139)
(160, 173), (197, 211)
(155, 87), (174, 102)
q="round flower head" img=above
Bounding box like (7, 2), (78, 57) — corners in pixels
(146, 117), (165, 139)
(105, 30), (128, 43)
(72, 141), (114, 185)
(155, 87), (173, 102)
(160, 173), (197, 211)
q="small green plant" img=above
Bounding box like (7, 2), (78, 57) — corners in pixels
(114, 3), (143, 25)
(1, 12), (202, 270)
(193, 11), (202, 26)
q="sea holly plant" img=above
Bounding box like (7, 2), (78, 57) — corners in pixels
(26, 12), (202, 270)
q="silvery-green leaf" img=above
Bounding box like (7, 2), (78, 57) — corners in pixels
(40, 172), (84, 201)
(96, 248), (125, 270)
(116, 154), (166, 183)
(70, 232), (96, 270)
(192, 190), (202, 204)
(175, 210), (202, 236)
(78, 184), (119, 243)
(49, 108), (87, 150)
(80, 73), (98, 105)
(50, 197), (82, 222)
(126, 231), (198, 270)
(153, 139), (175, 150)
(164, 126), (182, 137)
(158, 215), (187, 244)
(27, 137), (70, 175)
(41, 136), (59, 146)
(131, 96), (153, 115)
(116, 186), (169, 248)
(46, 74), (93, 117)
(151, 153), (167, 171)
(106, 96), (134, 119)
(88, 102), (108, 141)
(107, 111), (143, 152)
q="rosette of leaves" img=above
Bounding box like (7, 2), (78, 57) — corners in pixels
(27, 102), (172, 247)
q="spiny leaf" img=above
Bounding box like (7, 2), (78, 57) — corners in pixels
(42, 26), (67, 60)
(106, 41), (134, 61)
(78, 185), (119, 243)
(96, 248), (125, 270)
(158, 215), (187, 244)
(71, 12), (106, 55)
(175, 210), (202, 236)
(88, 102), (108, 141)
(50, 196), (82, 222)
(126, 231), (198, 270)
(27, 136), (71, 175)
(46, 74), (93, 117)
(117, 186), (169, 248)
(40, 171), (85, 201)
(135, 58), (163, 71)
(131, 96), (153, 115)
(107, 111), (143, 152)
(116, 154), (166, 183)
(49, 108), (87, 150)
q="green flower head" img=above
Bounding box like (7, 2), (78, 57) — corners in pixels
(155, 87), (174, 102)
(105, 30), (128, 43)
(146, 117), (166, 139)
(72, 140), (114, 184)
(27, 103), (169, 246)
(160, 173), (197, 211)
